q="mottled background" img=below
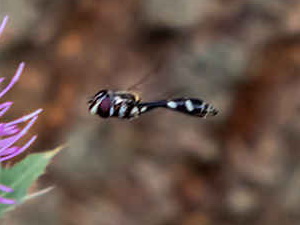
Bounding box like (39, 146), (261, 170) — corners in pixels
(1, 0), (300, 225)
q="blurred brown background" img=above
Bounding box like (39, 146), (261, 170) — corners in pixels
(1, 0), (300, 225)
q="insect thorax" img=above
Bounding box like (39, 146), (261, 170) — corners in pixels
(109, 91), (142, 119)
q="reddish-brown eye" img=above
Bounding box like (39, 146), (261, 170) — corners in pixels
(99, 97), (111, 113)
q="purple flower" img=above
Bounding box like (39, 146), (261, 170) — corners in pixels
(0, 16), (42, 204)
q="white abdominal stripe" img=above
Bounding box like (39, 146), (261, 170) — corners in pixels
(118, 104), (128, 118)
(184, 100), (194, 112)
(167, 101), (177, 109)
(163, 98), (216, 117)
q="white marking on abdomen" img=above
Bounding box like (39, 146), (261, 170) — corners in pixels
(130, 106), (139, 116)
(167, 101), (177, 109)
(109, 106), (114, 116)
(141, 106), (147, 112)
(185, 100), (194, 112)
(114, 97), (123, 105)
(119, 104), (128, 117)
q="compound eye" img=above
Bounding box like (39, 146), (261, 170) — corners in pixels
(89, 94), (112, 117)
(89, 90), (110, 115)
(99, 97), (111, 114)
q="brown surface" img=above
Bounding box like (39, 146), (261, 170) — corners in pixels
(1, 1), (300, 225)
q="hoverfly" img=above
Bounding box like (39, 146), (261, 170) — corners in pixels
(88, 89), (218, 119)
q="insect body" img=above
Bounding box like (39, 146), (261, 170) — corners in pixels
(88, 90), (218, 119)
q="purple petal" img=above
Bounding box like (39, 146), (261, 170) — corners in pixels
(0, 16), (8, 37)
(0, 184), (13, 193)
(0, 197), (16, 205)
(0, 15), (43, 205)
(0, 121), (20, 136)
(0, 146), (18, 156)
(0, 102), (13, 117)
(0, 114), (38, 151)
(5, 108), (42, 127)
(0, 108), (41, 148)
(0, 62), (25, 99)
(0, 124), (19, 136)
(0, 135), (37, 162)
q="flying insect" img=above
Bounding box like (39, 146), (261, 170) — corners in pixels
(88, 89), (218, 119)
